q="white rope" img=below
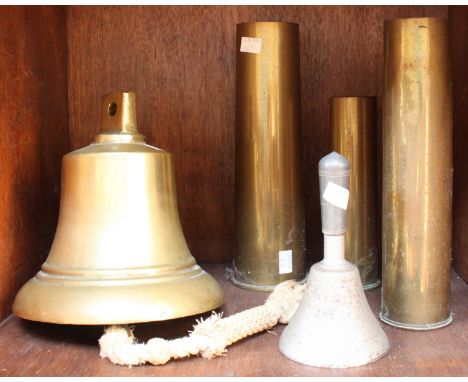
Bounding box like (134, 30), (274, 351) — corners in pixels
(99, 279), (306, 366)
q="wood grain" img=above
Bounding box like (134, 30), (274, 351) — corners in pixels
(451, 6), (468, 282)
(66, 5), (447, 265)
(0, 263), (467, 376)
(0, 6), (69, 321)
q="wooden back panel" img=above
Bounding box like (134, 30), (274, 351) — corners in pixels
(0, 6), (69, 321)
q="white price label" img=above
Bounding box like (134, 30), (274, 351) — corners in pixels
(323, 181), (349, 210)
(279, 250), (293, 274)
(240, 37), (262, 54)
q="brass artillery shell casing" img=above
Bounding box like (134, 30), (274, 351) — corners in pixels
(331, 97), (380, 290)
(233, 22), (306, 291)
(381, 18), (453, 329)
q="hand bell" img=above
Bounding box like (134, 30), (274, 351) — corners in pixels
(279, 152), (389, 368)
(13, 92), (223, 325)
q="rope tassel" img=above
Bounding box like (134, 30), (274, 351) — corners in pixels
(99, 280), (306, 366)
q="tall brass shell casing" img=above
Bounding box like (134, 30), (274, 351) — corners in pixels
(233, 22), (306, 291)
(13, 92), (223, 325)
(331, 97), (380, 290)
(381, 18), (453, 329)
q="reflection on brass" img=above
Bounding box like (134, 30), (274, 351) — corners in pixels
(13, 92), (223, 325)
(233, 22), (306, 291)
(331, 97), (380, 290)
(381, 18), (453, 329)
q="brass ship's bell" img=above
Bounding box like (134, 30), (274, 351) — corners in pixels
(13, 92), (223, 325)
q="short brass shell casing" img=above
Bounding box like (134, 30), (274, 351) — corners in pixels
(331, 96), (380, 290)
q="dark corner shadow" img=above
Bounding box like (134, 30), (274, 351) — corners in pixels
(18, 306), (223, 347)
(19, 319), (105, 346)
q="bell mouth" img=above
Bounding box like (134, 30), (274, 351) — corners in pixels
(279, 345), (389, 369)
(13, 265), (223, 325)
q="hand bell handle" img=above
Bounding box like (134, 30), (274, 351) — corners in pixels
(318, 151), (350, 266)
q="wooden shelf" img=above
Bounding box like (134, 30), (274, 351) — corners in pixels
(1, 264), (467, 377)
(0, 6), (467, 377)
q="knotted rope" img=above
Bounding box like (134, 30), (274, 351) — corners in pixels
(99, 279), (305, 366)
